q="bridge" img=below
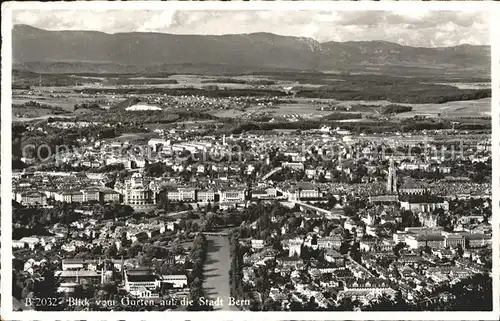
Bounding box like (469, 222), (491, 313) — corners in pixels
(201, 231), (229, 237)
(292, 201), (350, 219)
(164, 210), (190, 218)
(260, 167), (282, 181)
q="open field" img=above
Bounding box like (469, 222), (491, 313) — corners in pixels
(245, 103), (332, 118)
(12, 88), (125, 112)
(394, 98), (491, 118)
(12, 71), (491, 124)
(98, 74), (323, 91)
(210, 97), (490, 120)
(430, 82), (490, 90)
(13, 92), (490, 123)
(210, 109), (247, 118)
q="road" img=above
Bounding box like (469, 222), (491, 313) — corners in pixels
(202, 234), (237, 311)
(347, 256), (375, 278)
(261, 166), (282, 181)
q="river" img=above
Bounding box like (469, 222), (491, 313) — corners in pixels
(202, 234), (237, 311)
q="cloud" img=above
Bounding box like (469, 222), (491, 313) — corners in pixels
(12, 10), (489, 47)
(136, 11), (178, 32)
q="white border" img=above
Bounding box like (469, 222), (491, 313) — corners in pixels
(491, 5), (500, 320)
(1, 1), (499, 320)
(1, 1), (14, 318)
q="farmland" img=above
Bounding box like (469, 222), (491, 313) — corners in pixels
(12, 70), (491, 130)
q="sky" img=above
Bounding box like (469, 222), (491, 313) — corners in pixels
(12, 10), (489, 47)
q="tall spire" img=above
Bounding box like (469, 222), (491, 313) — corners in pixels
(387, 157), (397, 194)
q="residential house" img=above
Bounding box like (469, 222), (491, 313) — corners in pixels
(251, 239), (265, 250)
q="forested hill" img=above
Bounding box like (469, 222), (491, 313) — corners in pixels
(13, 24), (490, 76)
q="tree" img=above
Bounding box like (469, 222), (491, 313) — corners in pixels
(400, 210), (419, 228)
(416, 273), (492, 311)
(393, 242), (406, 257)
(257, 211), (272, 231)
(127, 242), (142, 257)
(339, 242), (350, 255)
(105, 243), (118, 258)
(350, 242), (362, 263)
(201, 213), (217, 231)
(32, 265), (65, 311)
(187, 277), (206, 311)
(326, 194), (337, 208)
(421, 245), (432, 255)
(331, 297), (357, 311)
(436, 210), (453, 232)
(364, 292), (410, 311)
(290, 300), (304, 311)
(306, 296), (318, 311)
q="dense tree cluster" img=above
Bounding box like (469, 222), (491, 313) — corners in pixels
(381, 104), (413, 114)
(187, 233), (212, 311)
(144, 162), (172, 177)
(74, 102), (104, 111)
(12, 123), (126, 169)
(76, 87), (288, 98)
(14, 101), (70, 114)
(200, 78), (276, 86)
(78, 109), (217, 125)
(323, 112), (362, 120)
(13, 201), (134, 239)
(296, 83), (490, 104)
(13, 261), (66, 311)
(228, 233), (245, 305)
(13, 70), (94, 87)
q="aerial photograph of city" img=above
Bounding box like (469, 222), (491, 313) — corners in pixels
(7, 8), (493, 313)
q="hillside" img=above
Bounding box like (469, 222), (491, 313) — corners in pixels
(12, 25), (490, 76)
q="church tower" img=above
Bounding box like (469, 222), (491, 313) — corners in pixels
(289, 239), (302, 257)
(387, 158), (398, 194)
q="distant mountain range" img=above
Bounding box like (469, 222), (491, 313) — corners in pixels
(12, 24), (491, 75)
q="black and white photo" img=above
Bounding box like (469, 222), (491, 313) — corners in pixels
(1, 3), (497, 319)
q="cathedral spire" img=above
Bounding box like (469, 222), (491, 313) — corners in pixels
(387, 157), (398, 194)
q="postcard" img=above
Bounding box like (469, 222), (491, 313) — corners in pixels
(1, 1), (499, 320)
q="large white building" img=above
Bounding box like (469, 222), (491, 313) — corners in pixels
(116, 173), (157, 206)
(405, 234), (445, 249)
(219, 188), (246, 203)
(167, 188), (196, 202)
(14, 191), (47, 206)
(158, 275), (188, 289)
(124, 269), (159, 298)
(284, 182), (320, 201)
(62, 259), (98, 271)
(197, 190), (216, 202)
(400, 200), (449, 213)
